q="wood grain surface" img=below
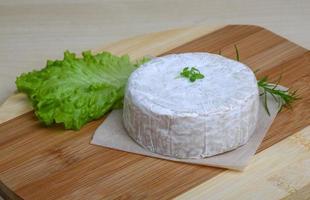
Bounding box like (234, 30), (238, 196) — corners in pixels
(0, 25), (309, 200)
(177, 126), (310, 200)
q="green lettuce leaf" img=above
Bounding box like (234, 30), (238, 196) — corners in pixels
(16, 51), (149, 130)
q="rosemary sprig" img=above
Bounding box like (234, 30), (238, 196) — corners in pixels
(234, 45), (240, 61)
(257, 76), (299, 115)
(230, 45), (299, 115)
(180, 66), (204, 82)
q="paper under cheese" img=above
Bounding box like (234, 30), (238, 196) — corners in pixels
(123, 53), (259, 158)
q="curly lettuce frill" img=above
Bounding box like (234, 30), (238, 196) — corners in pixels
(16, 51), (147, 130)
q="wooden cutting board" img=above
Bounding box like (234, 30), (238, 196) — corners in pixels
(0, 25), (309, 200)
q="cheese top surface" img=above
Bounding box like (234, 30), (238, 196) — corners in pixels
(127, 53), (258, 116)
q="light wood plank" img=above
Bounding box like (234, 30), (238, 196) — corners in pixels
(177, 126), (310, 200)
(0, 93), (31, 125)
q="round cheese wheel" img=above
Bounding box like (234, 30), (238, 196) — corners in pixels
(123, 53), (259, 158)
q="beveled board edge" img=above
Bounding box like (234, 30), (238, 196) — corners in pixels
(177, 126), (310, 200)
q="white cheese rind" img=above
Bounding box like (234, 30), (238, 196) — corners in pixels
(123, 53), (259, 158)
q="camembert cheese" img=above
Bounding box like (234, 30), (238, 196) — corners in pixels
(123, 53), (259, 158)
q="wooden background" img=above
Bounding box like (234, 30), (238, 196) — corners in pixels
(0, 0), (309, 105)
(0, 25), (309, 200)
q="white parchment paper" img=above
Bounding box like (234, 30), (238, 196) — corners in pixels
(91, 89), (283, 171)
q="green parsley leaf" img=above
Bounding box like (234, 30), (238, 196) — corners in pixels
(180, 66), (204, 82)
